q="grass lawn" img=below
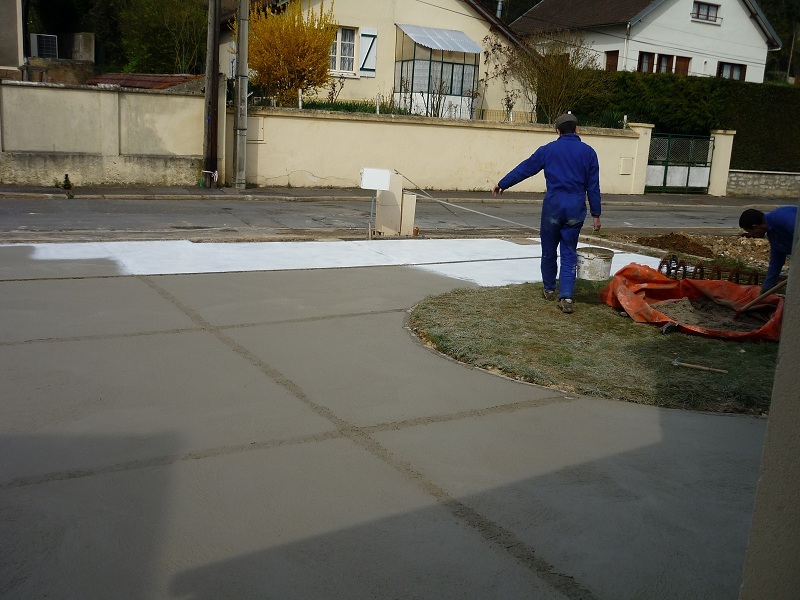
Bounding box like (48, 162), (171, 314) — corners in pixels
(409, 279), (778, 414)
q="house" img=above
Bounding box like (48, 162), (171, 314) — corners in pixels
(220, 0), (524, 118)
(511, 0), (781, 83)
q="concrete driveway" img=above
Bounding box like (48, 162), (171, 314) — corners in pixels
(0, 238), (764, 599)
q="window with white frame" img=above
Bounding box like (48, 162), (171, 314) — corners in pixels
(717, 62), (746, 80)
(692, 2), (719, 22)
(330, 27), (356, 73)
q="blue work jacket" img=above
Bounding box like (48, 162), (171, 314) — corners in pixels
(498, 133), (601, 218)
(763, 205), (797, 291)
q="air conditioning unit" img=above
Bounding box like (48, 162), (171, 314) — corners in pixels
(30, 34), (58, 59)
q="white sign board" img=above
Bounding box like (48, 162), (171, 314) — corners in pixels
(360, 168), (392, 191)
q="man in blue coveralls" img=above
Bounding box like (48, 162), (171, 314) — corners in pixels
(739, 206), (797, 293)
(492, 112), (601, 314)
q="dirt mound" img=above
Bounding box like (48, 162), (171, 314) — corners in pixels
(604, 232), (772, 270)
(634, 233), (714, 258)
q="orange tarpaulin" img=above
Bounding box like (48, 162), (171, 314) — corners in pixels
(599, 263), (784, 341)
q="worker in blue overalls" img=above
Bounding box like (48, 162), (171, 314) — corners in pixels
(492, 112), (602, 314)
(739, 205), (797, 293)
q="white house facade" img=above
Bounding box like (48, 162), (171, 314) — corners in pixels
(512, 0), (781, 84)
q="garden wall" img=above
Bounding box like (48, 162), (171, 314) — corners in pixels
(726, 170), (800, 198)
(0, 80), (761, 198)
(222, 108), (653, 195)
(0, 80), (204, 186)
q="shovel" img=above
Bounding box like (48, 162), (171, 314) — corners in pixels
(734, 279), (787, 318)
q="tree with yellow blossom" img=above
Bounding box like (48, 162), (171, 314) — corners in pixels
(240, 0), (338, 106)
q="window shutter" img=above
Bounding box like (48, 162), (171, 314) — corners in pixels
(605, 50), (619, 72)
(359, 29), (377, 77)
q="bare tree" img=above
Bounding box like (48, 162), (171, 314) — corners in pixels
(481, 34), (523, 120)
(427, 76), (449, 117)
(483, 30), (604, 124)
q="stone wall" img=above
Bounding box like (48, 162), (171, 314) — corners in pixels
(27, 57), (96, 85)
(727, 170), (800, 198)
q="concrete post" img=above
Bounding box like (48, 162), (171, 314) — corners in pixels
(202, 0), (220, 188)
(233, 0), (249, 190)
(627, 123), (654, 194)
(708, 129), (736, 196)
(215, 72), (227, 184)
(739, 204), (800, 599)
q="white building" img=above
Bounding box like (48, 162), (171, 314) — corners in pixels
(512, 0), (782, 83)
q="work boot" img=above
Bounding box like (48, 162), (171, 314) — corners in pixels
(542, 289), (555, 301)
(558, 298), (574, 314)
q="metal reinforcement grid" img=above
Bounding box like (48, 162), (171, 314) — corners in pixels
(658, 254), (767, 285)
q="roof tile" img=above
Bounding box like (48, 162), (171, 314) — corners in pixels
(87, 73), (203, 90)
(511, 0), (657, 35)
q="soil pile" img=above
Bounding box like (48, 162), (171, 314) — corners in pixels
(604, 232), (773, 269)
(635, 233), (714, 258)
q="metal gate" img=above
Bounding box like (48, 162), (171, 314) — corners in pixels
(645, 134), (713, 193)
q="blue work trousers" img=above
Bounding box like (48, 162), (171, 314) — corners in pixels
(539, 197), (587, 298)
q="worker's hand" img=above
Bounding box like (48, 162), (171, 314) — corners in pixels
(592, 216), (601, 232)
(492, 184), (503, 197)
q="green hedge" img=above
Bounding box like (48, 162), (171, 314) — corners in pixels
(302, 99), (411, 115)
(573, 71), (800, 171)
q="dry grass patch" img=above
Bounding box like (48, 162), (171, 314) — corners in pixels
(409, 279), (777, 414)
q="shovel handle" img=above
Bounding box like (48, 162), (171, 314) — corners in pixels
(737, 279), (787, 315)
(674, 361), (728, 374)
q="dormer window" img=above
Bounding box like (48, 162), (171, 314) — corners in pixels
(692, 2), (719, 22)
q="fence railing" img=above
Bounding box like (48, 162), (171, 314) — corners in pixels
(473, 109), (536, 123)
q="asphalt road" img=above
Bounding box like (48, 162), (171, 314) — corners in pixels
(0, 192), (778, 243)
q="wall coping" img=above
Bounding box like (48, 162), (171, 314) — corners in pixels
(0, 78), (203, 97)
(730, 169), (800, 176)
(244, 107), (640, 138)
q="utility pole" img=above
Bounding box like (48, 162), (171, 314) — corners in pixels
(202, 0), (220, 188)
(233, 0), (249, 190)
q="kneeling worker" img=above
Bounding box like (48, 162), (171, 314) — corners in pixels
(739, 205), (797, 293)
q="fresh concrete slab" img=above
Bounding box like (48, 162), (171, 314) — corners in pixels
(0, 331), (336, 482)
(226, 310), (564, 427)
(151, 266), (474, 327)
(0, 239), (765, 600)
(374, 398), (765, 600)
(2, 438), (570, 600)
(0, 277), (195, 343)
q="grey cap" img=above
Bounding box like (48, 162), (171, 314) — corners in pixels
(555, 112), (577, 128)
